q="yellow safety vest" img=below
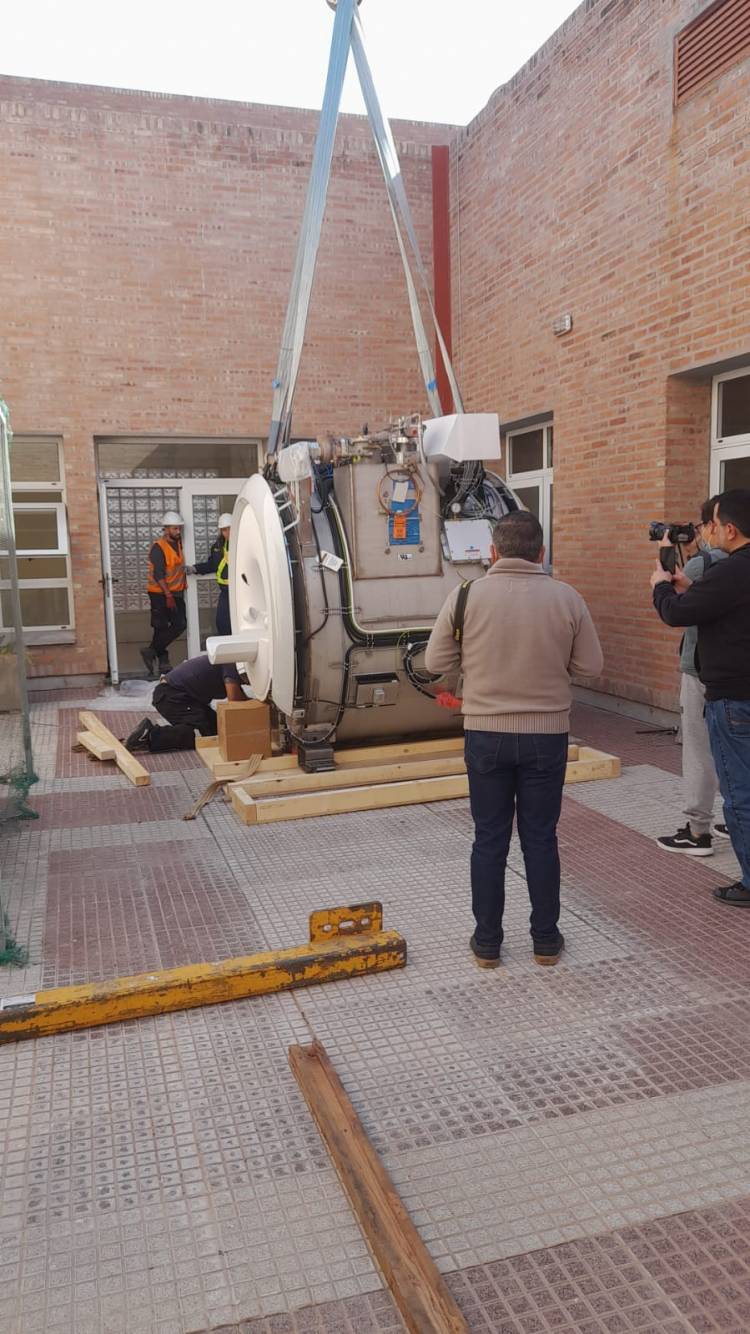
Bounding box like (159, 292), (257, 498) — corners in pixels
(216, 541), (229, 587)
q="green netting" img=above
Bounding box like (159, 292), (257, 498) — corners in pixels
(0, 397), (36, 965)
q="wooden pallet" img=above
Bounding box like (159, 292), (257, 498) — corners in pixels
(199, 735), (620, 827)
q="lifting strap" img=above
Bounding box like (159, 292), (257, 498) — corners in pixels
(267, 0), (464, 454)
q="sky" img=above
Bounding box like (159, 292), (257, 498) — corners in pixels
(3, 0), (582, 126)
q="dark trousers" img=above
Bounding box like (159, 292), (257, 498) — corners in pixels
(216, 586), (231, 636)
(147, 682), (217, 752)
(148, 592), (187, 658)
(705, 699), (750, 888)
(465, 730), (568, 949)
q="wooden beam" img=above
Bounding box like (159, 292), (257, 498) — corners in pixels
(76, 730), (116, 761)
(0, 903), (406, 1043)
(230, 772), (471, 825)
(78, 711), (150, 787)
(289, 1041), (468, 1334)
(239, 753), (466, 798)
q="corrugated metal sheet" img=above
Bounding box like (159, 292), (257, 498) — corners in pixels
(675, 0), (750, 104)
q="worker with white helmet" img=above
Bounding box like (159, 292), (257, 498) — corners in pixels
(141, 510), (188, 678)
(188, 511), (233, 635)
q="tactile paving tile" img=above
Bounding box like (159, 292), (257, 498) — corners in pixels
(43, 835), (271, 985)
(5, 695), (750, 1333)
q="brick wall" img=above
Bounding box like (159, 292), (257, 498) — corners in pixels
(451, 0), (750, 711)
(0, 77), (454, 677)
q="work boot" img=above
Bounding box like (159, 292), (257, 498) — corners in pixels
(533, 932), (565, 967)
(125, 718), (153, 753)
(140, 647), (157, 679)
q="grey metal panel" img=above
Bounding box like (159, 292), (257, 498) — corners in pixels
(334, 459), (442, 581)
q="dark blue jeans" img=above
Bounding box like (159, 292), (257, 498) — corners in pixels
(705, 699), (750, 889)
(465, 730), (568, 950)
(216, 586), (231, 636)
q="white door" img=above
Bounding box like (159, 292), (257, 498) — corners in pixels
(99, 479), (244, 683)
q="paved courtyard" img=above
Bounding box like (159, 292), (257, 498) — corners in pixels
(1, 691), (749, 1333)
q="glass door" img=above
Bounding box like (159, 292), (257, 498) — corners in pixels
(183, 488), (243, 654)
(99, 479), (244, 683)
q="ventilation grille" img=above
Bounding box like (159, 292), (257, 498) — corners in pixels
(675, 0), (750, 104)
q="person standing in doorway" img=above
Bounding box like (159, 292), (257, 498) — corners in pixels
(656, 496), (728, 857)
(425, 510), (604, 967)
(141, 511), (187, 679)
(190, 513), (232, 635)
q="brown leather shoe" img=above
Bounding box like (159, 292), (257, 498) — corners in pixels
(533, 932), (565, 967)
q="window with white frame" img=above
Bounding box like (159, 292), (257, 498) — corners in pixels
(0, 436), (75, 639)
(506, 422), (554, 565)
(710, 367), (750, 495)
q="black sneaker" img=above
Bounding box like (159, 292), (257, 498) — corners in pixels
(140, 647), (157, 679)
(157, 655), (171, 675)
(469, 934), (500, 969)
(533, 932), (565, 967)
(125, 718), (153, 753)
(713, 880), (750, 907)
(656, 825), (713, 857)
(713, 823), (731, 841)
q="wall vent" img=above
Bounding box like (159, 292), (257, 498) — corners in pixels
(675, 0), (750, 104)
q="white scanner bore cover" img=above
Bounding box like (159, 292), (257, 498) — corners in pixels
(228, 474), (296, 715)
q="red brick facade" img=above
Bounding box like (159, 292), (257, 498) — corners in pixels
(0, 79), (452, 678)
(451, 0), (750, 710)
(2, 0), (750, 710)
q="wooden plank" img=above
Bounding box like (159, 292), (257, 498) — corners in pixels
(250, 773), (471, 824)
(335, 735), (464, 765)
(76, 730), (116, 761)
(289, 1040), (467, 1334)
(78, 711), (150, 787)
(197, 739), (298, 779)
(238, 753), (467, 798)
(0, 921), (406, 1044)
(566, 750), (621, 783)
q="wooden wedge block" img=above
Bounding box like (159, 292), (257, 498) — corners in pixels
(289, 1041), (468, 1334)
(78, 711), (150, 787)
(76, 730), (116, 761)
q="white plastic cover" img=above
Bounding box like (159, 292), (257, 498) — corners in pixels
(423, 414), (501, 463)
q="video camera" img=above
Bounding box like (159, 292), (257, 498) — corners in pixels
(648, 521), (696, 574)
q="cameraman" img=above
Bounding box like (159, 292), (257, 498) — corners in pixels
(656, 496), (727, 856)
(651, 490), (750, 907)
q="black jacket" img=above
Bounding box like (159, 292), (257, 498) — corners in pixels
(653, 543), (750, 701)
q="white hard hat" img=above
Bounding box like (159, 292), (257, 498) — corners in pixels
(218, 513), (233, 529)
(161, 511), (184, 527)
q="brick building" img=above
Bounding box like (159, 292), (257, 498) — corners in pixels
(1, 0), (749, 713)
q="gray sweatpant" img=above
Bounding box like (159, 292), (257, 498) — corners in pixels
(681, 671), (720, 836)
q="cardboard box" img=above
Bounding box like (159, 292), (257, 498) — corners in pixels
(217, 700), (272, 762)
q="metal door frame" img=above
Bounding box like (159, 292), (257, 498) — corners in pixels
(98, 478), (244, 684)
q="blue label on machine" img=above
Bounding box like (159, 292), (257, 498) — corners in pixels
(388, 478), (421, 546)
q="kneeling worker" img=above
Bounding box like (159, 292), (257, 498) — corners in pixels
(126, 653), (247, 753)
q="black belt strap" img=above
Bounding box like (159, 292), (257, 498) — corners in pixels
(452, 580), (473, 646)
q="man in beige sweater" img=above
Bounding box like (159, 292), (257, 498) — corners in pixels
(425, 511), (603, 967)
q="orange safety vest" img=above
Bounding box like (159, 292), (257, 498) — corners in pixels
(147, 537), (186, 595)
